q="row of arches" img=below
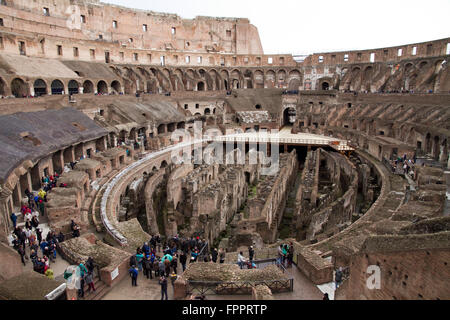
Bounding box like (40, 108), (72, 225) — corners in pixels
(1, 77), (124, 97)
(109, 65), (304, 94)
(335, 58), (447, 92)
(338, 117), (449, 163)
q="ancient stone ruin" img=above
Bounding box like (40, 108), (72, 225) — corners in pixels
(0, 0), (448, 301)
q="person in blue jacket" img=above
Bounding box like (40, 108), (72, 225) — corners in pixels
(10, 213), (17, 228)
(129, 265), (138, 286)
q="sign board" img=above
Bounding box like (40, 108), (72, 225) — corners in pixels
(111, 267), (119, 281)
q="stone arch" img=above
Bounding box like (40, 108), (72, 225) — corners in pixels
(345, 67), (361, 91)
(204, 108), (211, 115)
(362, 66), (374, 91)
(265, 70), (276, 88)
(157, 124), (166, 135)
(11, 78), (29, 98)
(68, 80), (80, 95)
(125, 67), (144, 92)
(186, 69), (196, 80)
(119, 130), (128, 142)
(83, 80), (94, 94)
(167, 123), (176, 133)
(162, 68), (171, 79)
(318, 77), (332, 91)
(288, 70), (302, 90)
(220, 70), (229, 90)
(174, 68), (184, 79)
(231, 69), (242, 89)
(277, 69), (287, 88)
(441, 138), (448, 163)
(244, 69), (253, 89)
(160, 160), (168, 169)
(111, 80), (121, 93)
(197, 81), (205, 91)
(404, 63), (415, 74)
(33, 79), (48, 97)
(109, 66), (122, 77)
(124, 79), (135, 94)
(173, 69), (184, 91)
(426, 133), (432, 154)
(146, 79), (158, 93)
(433, 135), (440, 160)
(283, 107), (296, 126)
(51, 79), (65, 95)
(97, 80), (108, 94)
(254, 70), (264, 89)
(208, 69), (221, 90)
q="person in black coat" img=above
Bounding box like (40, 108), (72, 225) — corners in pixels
(57, 232), (64, 243)
(211, 248), (218, 263)
(248, 246), (255, 262)
(18, 230), (27, 246)
(31, 216), (39, 229)
(143, 257), (153, 279)
(36, 228), (42, 245)
(86, 257), (95, 274)
(179, 251), (187, 272)
(159, 276), (168, 300)
(171, 255), (178, 275)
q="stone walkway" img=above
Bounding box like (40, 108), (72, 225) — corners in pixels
(275, 266), (324, 300)
(102, 271), (175, 300)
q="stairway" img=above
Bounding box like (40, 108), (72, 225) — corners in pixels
(78, 276), (110, 300)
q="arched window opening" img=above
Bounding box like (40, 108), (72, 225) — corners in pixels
(34, 79), (47, 97)
(51, 80), (64, 95)
(83, 80), (94, 94)
(68, 80), (79, 95)
(97, 80), (108, 94)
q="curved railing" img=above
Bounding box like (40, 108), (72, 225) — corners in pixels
(100, 139), (210, 246)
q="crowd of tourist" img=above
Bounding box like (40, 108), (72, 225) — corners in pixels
(7, 172), (74, 282)
(126, 234), (231, 300)
(126, 234), (207, 300)
(10, 214), (65, 281)
(388, 154), (417, 179)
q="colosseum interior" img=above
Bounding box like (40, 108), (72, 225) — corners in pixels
(0, 0), (449, 301)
